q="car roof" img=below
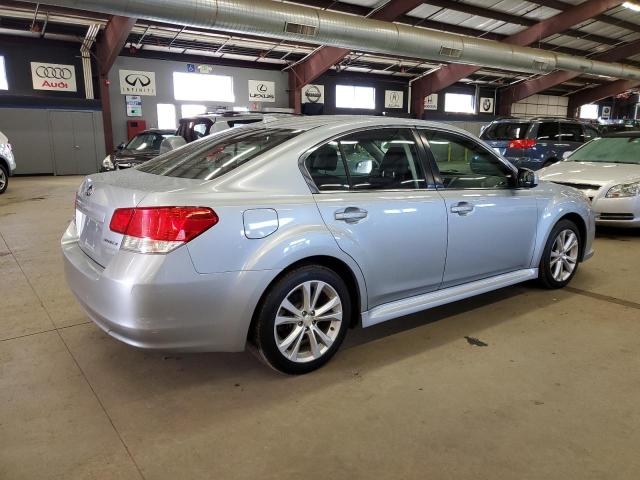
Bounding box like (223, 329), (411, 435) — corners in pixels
(490, 117), (592, 124)
(137, 129), (175, 135)
(222, 114), (474, 136)
(602, 130), (640, 138)
(180, 112), (292, 122)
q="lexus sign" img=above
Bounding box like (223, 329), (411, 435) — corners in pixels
(31, 62), (77, 92)
(119, 70), (156, 96)
(248, 80), (275, 102)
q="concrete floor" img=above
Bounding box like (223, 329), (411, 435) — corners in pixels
(1, 176), (639, 480)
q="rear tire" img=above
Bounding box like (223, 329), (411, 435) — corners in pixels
(253, 265), (351, 374)
(0, 163), (8, 194)
(538, 220), (581, 289)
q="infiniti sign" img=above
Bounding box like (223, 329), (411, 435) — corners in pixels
(119, 70), (156, 96)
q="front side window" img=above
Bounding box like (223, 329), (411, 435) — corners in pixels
(305, 128), (425, 191)
(536, 122), (560, 141)
(138, 128), (300, 179)
(425, 131), (514, 189)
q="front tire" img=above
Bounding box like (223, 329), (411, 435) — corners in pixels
(538, 220), (581, 289)
(253, 265), (351, 374)
(0, 163), (8, 194)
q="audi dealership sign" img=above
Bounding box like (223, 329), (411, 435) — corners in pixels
(119, 70), (156, 96)
(31, 62), (77, 92)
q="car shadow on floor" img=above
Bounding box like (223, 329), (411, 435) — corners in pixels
(595, 226), (640, 240)
(73, 281), (552, 410)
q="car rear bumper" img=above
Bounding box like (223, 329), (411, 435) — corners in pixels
(61, 221), (278, 352)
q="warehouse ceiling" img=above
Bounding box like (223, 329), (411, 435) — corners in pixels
(1, 0), (639, 96)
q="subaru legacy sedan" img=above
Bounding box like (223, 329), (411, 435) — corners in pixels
(62, 116), (594, 374)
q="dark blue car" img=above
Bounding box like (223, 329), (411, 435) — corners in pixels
(481, 117), (601, 170)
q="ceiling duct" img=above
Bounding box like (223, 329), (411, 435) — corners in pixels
(27, 0), (640, 81)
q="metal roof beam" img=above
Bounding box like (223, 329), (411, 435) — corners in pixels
(567, 79), (640, 115)
(410, 0), (626, 116)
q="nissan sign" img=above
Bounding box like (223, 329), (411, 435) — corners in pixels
(248, 80), (276, 103)
(302, 84), (325, 104)
(31, 62), (77, 92)
(119, 70), (156, 96)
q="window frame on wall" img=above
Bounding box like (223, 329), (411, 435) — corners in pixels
(0, 55), (8, 90)
(156, 103), (177, 130)
(579, 104), (599, 120)
(335, 84), (376, 110)
(173, 72), (234, 103)
(444, 93), (476, 114)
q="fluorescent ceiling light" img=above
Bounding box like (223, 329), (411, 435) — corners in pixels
(623, 2), (640, 11)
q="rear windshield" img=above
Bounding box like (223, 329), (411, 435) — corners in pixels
(481, 122), (531, 140)
(568, 137), (640, 164)
(137, 128), (300, 179)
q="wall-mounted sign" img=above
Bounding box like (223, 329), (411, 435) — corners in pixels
(187, 63), (214, 74)
(119, 70), (156, 96)
(31, 62), (77, 92)
(601, 106), (611, 120)
(248, 80), (276, 102)
(480, 97), (495, 114)
(302, 84), (324, 104)
(385, 90), (404, 109)
(424, 94), (438, 110)
(126, 95), (142, 117)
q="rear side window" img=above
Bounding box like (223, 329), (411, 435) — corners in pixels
(584, 125), (600, 142)
(536, 122), (559, 141)
(560, 123), (584, 142)
(137, 128), (300, 180)
(481, 122), (531, 140)
(305, 128), (426, 191)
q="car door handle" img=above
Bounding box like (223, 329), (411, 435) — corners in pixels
(335, 207), (368, 223)
(450, 202), (474, 215)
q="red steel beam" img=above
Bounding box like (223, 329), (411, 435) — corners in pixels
(95, 15), (137, 152)
(410, 0), (625, 117)
(288, 0), (425, 111)
(567, 79), (640, 116)
(499, 38), (640, 114)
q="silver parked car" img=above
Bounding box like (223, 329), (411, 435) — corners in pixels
(539, 132), (640, 227)
(62, 116), (595, 374)
(0, 130), (16, 194)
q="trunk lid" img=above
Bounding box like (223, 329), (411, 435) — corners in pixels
(75, 169), (199, 267)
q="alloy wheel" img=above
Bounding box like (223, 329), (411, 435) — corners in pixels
(274, 280), (343, 363)
(0, 168), (6, 191)
(550, 229), (579, 282)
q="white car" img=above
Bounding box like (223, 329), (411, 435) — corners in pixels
(0, 130), (16, 194)
(539, 131), (640, 227)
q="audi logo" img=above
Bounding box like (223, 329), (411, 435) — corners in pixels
(125, 74), (151, 87)
(36, 66), (73, 80)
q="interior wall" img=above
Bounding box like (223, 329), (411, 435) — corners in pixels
(107, 56), (290, 145)
(510, 94), (569, 118)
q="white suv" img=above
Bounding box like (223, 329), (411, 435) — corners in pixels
(0, 130), (16, 194)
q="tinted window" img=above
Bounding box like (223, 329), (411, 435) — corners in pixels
(560, 122), (584, 142)
(306, 128), (426, 191)
(304, 142), (349, 191)
(584, 126), (600, 141)
(481, 122), (531, 140)
(138, 128), (299, 179)
(425, 131), (514, 189)
(536, 122), (559, 141)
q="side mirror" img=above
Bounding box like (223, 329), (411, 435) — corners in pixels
(116, 142), (126, 151)
(517, 168), (538, 188)
(159, 135), (187, 154)
(562, 151), (573, 160)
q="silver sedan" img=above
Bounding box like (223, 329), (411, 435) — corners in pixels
(62, 116), (595, 374)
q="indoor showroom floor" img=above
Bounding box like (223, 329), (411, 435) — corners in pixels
(1, 176), (639, 480)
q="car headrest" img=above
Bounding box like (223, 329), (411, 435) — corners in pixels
(310, 145), (339, 171)
(380, 144), (410, 174)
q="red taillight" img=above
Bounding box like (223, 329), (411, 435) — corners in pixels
(110, 207), (218, 242)
(508, 139), (536, 149)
